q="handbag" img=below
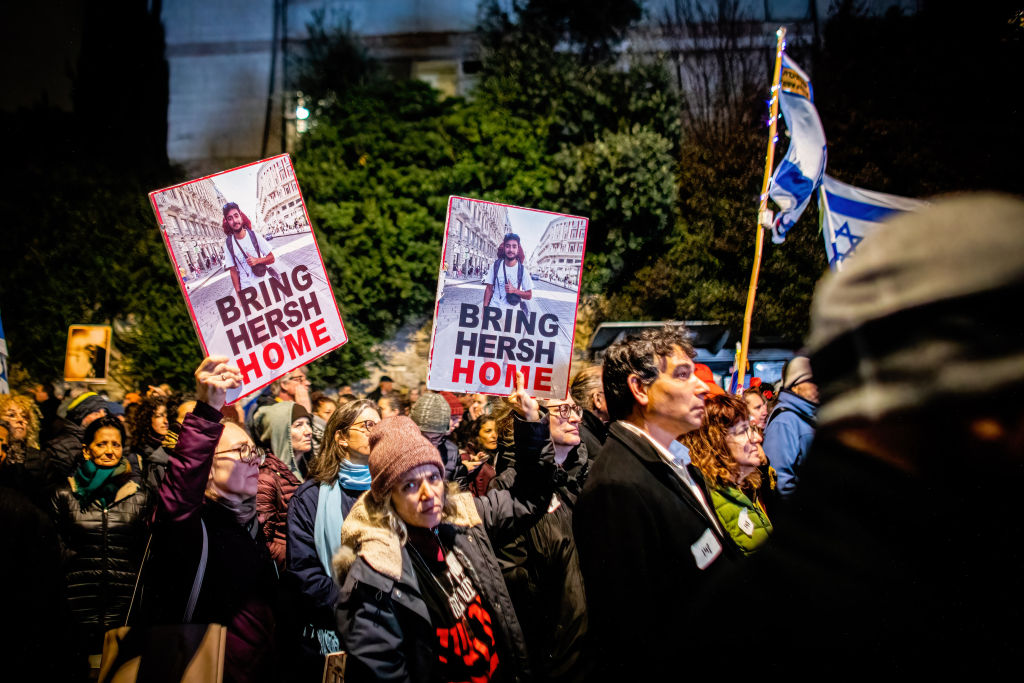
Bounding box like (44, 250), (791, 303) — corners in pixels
(98, 521), (227, 683)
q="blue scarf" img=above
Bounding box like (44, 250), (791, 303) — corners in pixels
(336, 459), (371, 491)
(311, 481), (345, 654)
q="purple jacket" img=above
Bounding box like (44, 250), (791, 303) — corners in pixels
(148, 401), (279, 682)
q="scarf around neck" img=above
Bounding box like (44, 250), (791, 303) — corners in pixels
(336, 458), (371, 491)
(73, 458), (129, 509)
(312, 481), (346, 654)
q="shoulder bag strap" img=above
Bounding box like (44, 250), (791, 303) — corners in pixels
(225, 236), (238, 269)
(517, 262), (524, 288)
(122, 533), (153, 627)
(183, 519), (209, 623)
(492, 258), (500, 286)
(248, 228), (262, 257)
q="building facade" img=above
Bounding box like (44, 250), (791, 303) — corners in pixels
(256, 156), (308, 236)
(157, 179), (226, 279)
(528, 216), (586, 287)
(446, 198), (510, 278)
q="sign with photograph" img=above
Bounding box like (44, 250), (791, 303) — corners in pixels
(427, 197), (588, 399)
(64, 324), (112, 383)
(149, 155), (347, 404)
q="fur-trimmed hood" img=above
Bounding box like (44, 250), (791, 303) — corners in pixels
(332, 489), (482, 583)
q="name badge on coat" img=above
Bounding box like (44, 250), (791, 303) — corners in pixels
(690, 528), (723, 570)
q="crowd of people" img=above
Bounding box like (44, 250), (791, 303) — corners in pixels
(1, 193), (1022, 681)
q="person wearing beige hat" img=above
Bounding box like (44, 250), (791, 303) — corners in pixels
(687, 193), (1024, 678)
(334, 375), (555, 682)
(762, 355), (817, 498)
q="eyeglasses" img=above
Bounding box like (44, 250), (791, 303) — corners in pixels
(726, 425), (760, 441)
(283, 374), (310, 385)
(550, 403), (583, 420)
(214, 443), (266, 465)
(350, 419), (378, 433)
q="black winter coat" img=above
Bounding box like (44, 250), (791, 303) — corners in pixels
(577, 409), (607, 463)
(573, 422), (735, 681)
(335, 416), (555, 683)
(50, 475), (151, 650)
(490, 423), (590, 683)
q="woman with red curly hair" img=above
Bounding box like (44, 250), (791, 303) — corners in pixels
(680, 393), (773, 555)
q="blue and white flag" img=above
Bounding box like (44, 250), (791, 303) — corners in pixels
(768, 55), (827, 244)
(0, 310), (8, 394)
(819, 174), (928, 270)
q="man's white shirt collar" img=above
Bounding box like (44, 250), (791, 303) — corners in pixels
(617, 420), (723, 536)
(618, 420), (690, 467)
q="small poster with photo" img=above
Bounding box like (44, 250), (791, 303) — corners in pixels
(427, 197), (588, 399)
(64, 324), (112, 383)
(149, 155), (347, 404)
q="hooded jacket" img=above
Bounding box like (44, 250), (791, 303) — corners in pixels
(253, 401), (308, 480)
(333, 416), (553, 683)
(763, 390), (817, 498)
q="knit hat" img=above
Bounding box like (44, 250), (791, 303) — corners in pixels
(782, 356), (814, 391)
(368, 416), (444, 503)
(439, 391), (464, 417)
(694, 364), (725, 396)
(410, 393), (451, 434)
(67, 393), (108, 426)
(807, 193), (1024, 427)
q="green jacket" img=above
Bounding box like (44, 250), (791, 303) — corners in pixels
(709, 484), (773, 555)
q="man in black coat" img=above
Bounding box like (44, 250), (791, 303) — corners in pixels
(573, 325), (733, 680)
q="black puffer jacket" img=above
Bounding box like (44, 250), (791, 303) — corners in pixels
(50, 475), (151, 651)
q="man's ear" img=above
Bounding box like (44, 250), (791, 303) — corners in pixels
(627, 374), (649, 407)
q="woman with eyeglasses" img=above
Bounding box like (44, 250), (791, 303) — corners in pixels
(146, 357), (281, 682)
(680, 394), (773, 555)
(284, 398), (381, 680)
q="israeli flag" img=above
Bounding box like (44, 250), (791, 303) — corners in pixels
(0, 311), (8, 394)
(769, 55), (826, 244)
(819, 174), (928, 270)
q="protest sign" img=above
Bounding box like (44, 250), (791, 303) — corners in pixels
(427, 197), (588, 399)
(149, 155), (346, 404)
(64, 324), (111, 383)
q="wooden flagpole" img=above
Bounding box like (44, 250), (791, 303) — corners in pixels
(736, 27), (787, 391)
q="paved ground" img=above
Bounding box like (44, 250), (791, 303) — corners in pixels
(435, 277), (580, 348)
(429, 276), (581, 397)
(184, 233), (329, 343)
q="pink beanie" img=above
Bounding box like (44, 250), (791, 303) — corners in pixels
(368, 416), (445, 503)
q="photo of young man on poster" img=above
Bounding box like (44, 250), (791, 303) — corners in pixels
(428, 197), (588, 399)
(483, 233), (534, 312)
(221, 201), (278, 298)
(150, 155), (347, 404)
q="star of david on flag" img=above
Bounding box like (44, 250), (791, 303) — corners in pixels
(819, 174), (929, 271)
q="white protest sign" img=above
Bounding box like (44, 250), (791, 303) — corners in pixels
(149, 155), (347, 404)
(427, 197), (588, 399)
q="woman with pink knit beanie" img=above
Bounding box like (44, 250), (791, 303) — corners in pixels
(333, 376), (554, 682)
